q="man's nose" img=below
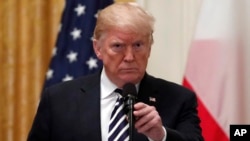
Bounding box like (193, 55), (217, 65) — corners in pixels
(124, 47), (135, 62)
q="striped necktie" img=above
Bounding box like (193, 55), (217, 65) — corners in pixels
(108, 89), (129, 141)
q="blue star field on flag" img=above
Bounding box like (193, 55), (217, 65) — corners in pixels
(44, 0), (113, 88)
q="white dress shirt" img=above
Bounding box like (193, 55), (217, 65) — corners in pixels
(100, 69), (121, 141)
(100, 69), (166, 141)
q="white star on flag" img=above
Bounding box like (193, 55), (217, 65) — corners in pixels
(94, 11), (100, 18)
(90, 36), (94, 41)
(86, 57), (98, 70)
(62, 74), (73, 82)
(74, 4), (86, 16)
(46, 69), (54, 80)
(70, 28), (81, 40)
(58, 23), (62, 32)
(52, 47), (57, 56)
(67, 51), (78, 63)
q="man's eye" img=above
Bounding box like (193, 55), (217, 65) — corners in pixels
(113, 43), (122, 48)
(111, 43), (124, 52)
(133, 42), (144, 50)
(134, 43), (141, 47)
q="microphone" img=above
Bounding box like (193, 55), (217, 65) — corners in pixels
(122, 83), (137, 141)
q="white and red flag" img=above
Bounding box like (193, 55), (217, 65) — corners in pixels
(183, 0), (250, 140)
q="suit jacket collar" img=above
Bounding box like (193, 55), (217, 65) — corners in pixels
(75, 72), (102, 141)
(138, 73), (159, 106)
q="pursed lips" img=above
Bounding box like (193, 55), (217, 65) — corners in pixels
(120, 68), (138, 72)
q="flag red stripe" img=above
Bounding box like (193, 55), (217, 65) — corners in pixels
(183, 78), (229, 141)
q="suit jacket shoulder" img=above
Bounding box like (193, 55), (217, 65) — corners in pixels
(28, 72), (103, 141)
(138, 73), (196, 105)
(137, 73), (203, 141)
(44, 72), (100, 97)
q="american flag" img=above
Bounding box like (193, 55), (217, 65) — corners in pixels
(44, 0), (113, 88)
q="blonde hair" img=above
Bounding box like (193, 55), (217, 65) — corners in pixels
(93, 2), (155, 44)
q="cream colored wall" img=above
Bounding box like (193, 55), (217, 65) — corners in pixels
(137, 0), (201, 84)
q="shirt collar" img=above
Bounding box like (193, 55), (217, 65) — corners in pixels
(101, 69), (118, 99)
(100, 69), (140, 99)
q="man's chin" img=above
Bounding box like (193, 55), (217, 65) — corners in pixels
(119, 75), (140, 84)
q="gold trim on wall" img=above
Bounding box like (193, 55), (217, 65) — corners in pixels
(0, 0), (64, 141)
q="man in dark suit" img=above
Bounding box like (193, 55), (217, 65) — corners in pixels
(28, 2), (203, 141)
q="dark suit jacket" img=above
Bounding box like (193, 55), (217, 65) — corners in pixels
(28, 72), (203, 141)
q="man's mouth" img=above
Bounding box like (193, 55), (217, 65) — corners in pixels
(121, 68), (138, 72)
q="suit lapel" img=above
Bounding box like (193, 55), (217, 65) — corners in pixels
(137, 73), (159, 106)
(75, 73), (102, 141)
(134, 73), (159, 140)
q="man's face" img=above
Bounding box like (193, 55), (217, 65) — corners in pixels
(93, 28), (151, 88)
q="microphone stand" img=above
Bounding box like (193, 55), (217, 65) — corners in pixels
(125, 94), (136, 141)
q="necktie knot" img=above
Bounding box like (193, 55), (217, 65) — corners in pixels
(114, 88), (123, 96)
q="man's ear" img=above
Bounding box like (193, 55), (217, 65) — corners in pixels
(93, 40), (102, 60)
(148, 46), (151, 58)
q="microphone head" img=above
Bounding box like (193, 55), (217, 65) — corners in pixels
(122, 83), (137, 97)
